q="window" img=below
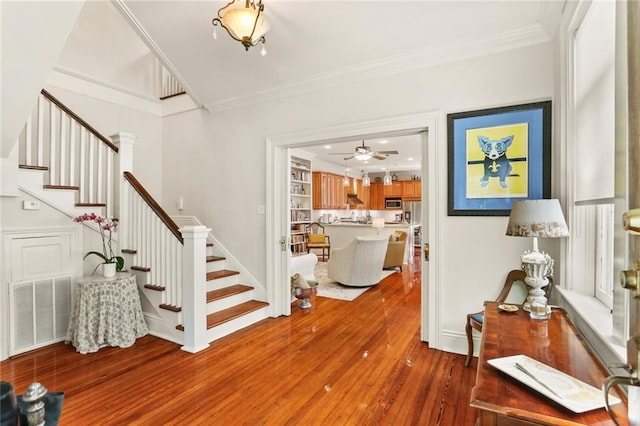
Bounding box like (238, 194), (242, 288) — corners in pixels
(561, 0), (625, 363)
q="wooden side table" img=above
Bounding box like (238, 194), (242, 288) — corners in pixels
(470, 301), (627, 425)
(65, 272), (148, 354)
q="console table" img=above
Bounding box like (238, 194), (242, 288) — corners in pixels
(470, 301), (627, 425)
(66, 273), (148, 354)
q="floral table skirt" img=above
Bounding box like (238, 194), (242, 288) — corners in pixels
(66, 273), (148, 354)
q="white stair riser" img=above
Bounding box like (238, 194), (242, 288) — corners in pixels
(205, 306), (269, 342)
(207, 290), (254, 315)
(206, 260), (226, 273)
(206, 275), (240, 292)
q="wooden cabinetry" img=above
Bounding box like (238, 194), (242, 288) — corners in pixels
(313, 171), (348, 209)
(383, 181), (402, 197)
(402, 180), (421, 200)
(290, 156), (312, 254)
(369, 183), (385, 210)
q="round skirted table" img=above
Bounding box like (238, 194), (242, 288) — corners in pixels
(65, 272), (148, 354)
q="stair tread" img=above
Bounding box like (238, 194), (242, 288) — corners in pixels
(43, 184), (79, 190)
(131, 266), (151, 272)
(207, 255), (225, 262)
(76, 202), (106, 207)
(207, 284), (253, 303)
(206, 269), (239, 281)
(19, 164), (48, 171)
(206, 300), (268, 329)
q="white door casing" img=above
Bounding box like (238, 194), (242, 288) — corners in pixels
(266, 112), (440, 347)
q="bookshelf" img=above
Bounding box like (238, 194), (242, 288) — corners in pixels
(290, 156), (312, 254)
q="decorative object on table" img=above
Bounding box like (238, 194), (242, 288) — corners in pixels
(15, 383), (64, 426)
(371, 217), (385, 235)
(291, 273), (317, 308)
(447, 101), (551, 216)
(211, 0), (270, 55)
(20, 382), (46, 426)
(1, 381), (18, 426)
(505, 199), (569, 318)
(73, 213), (124, 277)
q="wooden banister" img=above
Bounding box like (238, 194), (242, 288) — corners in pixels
(123, 171), (183, 243)
(40, 89), (118, 152)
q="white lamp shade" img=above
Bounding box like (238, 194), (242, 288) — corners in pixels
(221, 7), (270, 40)
(372, 218), (385, 229)
(506, 199), (569, 238)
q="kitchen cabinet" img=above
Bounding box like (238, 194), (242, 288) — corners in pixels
(383, 181), (402, 197)
(313, 171), (347, 209)
(291, 156), (312, 254)
(369, 183), (385, 210)
(402, 180), (421, 200)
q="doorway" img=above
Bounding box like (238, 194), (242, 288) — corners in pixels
(266, 112), (441, 347)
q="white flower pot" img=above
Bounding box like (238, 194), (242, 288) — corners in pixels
(102, 263), (116, 278)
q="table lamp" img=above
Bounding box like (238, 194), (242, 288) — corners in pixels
(372, 217), (385, 235)
(505, 199), (569, 317)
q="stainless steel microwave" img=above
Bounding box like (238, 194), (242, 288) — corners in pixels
(385, 198), (402, 209)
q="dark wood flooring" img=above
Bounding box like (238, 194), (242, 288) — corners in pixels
(0, 254), (479, 425)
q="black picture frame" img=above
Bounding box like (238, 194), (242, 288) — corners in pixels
(447, 101), (551, 216)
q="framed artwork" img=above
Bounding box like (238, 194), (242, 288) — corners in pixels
(447, 101), (551, 216)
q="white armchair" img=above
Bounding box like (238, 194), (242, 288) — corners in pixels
(327, 236), (388, 287)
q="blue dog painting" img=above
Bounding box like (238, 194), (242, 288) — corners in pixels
(477, 135), (515, 188)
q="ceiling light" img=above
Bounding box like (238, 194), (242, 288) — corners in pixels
(383, 170), (392, 186)
(354, 152), (372, 161)
(212, 0), (270, 54)
(362, 171), (370, 187)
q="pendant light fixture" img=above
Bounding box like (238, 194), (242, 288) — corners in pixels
(212, 0), (270, 55)
(383, 158), (392, 186)
(343, 161), (350, 187)
(362, 171), (371, 187)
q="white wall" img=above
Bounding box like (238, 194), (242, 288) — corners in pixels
(0, 1), (84, 193)
(160, 42), (556, 353)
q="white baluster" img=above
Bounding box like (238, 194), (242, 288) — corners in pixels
(25, 114), (32, 165)
(49, 104), (57, 185)
(37, 96), (44, 167)
(69, 122), (76, 186)
(79, 128), (86, 203)
(59, 113), (67, 186)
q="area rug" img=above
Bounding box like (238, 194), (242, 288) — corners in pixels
(313, 262), (396, 301)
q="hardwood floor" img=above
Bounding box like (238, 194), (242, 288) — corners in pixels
(0, 255), (478, 425)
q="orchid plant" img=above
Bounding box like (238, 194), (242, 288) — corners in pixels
(74, 213), (125, 272)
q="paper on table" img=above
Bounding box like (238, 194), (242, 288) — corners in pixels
(488, 354), (621, 413)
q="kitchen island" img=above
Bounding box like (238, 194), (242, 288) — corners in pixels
(323, 222), (417, 265)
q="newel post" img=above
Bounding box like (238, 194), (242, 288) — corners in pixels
(180, 225), (210, 353)
(111, 132), (135, 248)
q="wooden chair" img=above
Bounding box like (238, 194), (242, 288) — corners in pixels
(305, 222), (331, 261)
(464, 270), (554, 367)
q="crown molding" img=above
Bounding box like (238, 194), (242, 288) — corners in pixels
(204, 24), (551, 113)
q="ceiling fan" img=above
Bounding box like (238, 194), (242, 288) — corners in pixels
(330, 141), (399, 161)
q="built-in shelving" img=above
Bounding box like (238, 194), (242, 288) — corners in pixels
(290, 156), (312, 254)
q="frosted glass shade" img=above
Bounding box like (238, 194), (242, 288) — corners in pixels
(221, 7), (270, 40)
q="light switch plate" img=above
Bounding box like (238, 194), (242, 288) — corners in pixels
(23, 200), (41, 210)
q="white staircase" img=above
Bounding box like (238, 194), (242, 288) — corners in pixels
(14, 90), (269, 352)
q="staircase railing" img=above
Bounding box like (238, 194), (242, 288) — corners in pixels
(158, 61), (185, 100)
(122, 171), (184, 308)
(16, 89), (117, 219)
(121, 171), (209, 352)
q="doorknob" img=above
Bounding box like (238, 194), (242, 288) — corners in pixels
(423, 243), (429, 261)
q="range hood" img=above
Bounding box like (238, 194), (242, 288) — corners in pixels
(347, 193), (364, 205)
